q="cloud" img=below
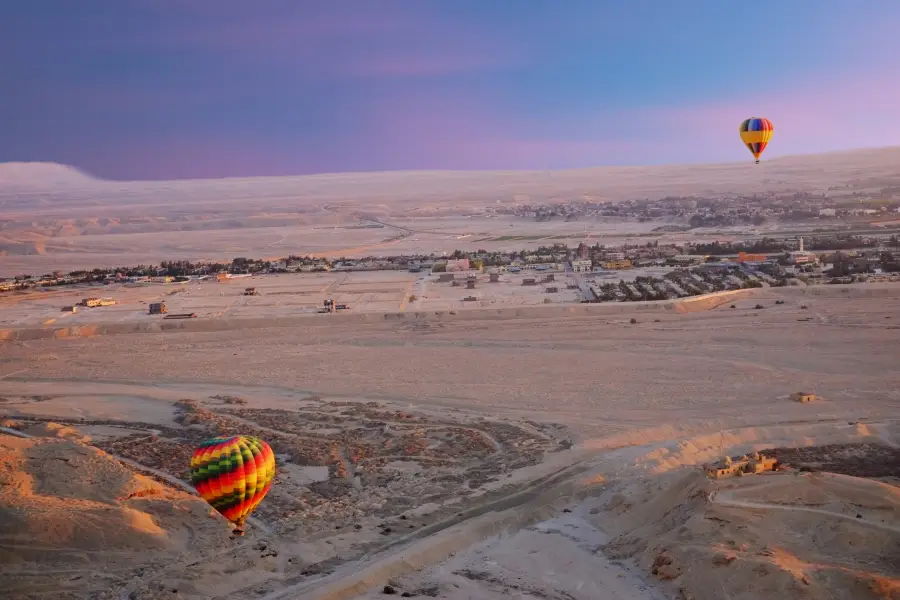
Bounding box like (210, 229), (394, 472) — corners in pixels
(28, 65), (900, 180)
(349, 46), (519, 78)
(633, 69), (900, 161)
(331, 87), (621, 171)
(61, 65), (900, 180)
(132, 12), (414, 47)
(111, 3), (522, 79)
(341, 67), (900, 171)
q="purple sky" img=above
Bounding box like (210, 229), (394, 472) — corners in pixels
(3, 1), (900, 180)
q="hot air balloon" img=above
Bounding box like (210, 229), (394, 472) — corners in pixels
(190, 435), (276, 536)
(739, 117), (774, 164)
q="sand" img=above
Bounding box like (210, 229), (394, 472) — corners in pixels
(348, 464), (899, 600)
(1, 279), (898, 598)
(0, 270), (585, 329)
(3, 284), (899, 441)
(1, 420), (897, 599)
(0, 435), (282, 600)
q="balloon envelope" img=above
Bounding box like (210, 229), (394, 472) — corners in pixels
(190, 435), (276, 533)
(739, 117), (774, 163)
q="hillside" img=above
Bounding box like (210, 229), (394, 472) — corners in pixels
(599, 470), (900, 600)
(0, 163), (98, 191)
(0, 434), (274, 600)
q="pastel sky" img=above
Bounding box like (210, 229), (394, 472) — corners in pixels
(3, 0), (900, 180)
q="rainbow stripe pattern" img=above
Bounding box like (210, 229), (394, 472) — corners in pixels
(189, 435), (276, 533)
(739, 117), (774, 163)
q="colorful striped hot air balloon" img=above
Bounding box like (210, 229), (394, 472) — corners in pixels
(190, 435), (276, 536)
(739, 117), (774, 164)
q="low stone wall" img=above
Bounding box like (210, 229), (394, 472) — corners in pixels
(781, 282), (900, 299)
(669, 288), (758, 313)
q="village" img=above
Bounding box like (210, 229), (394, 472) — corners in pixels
(1, 232), (899, 296)
(502, 188), (900, 226)
(3, 233), (900, 328)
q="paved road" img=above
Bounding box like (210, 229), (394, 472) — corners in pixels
(566, 266), (596, 302)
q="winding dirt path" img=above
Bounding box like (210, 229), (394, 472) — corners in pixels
(710, 489), (900, 535)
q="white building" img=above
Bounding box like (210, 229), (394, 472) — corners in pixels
(788, 237), (818, 265)
(570, 259), (592, 272)
(671, 255), (706, 265)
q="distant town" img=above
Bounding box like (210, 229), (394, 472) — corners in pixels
(3, 233), (899, 304)
(499, 190), (900, 229)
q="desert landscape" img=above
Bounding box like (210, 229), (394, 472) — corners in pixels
(2, 152), (900, 600)
(3, 146), (900, 277)
(0, 270), (589, 329)
(1, 273), (899, 599)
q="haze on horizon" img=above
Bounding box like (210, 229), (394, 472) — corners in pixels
(3, 1), (900, 181)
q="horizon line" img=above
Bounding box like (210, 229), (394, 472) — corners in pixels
(2, 144), (900, 185)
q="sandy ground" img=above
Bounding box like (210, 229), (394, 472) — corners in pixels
(0, 270), (589, 327)
(0, 217), (744, 278)
(1, 284), (899, 599)
(3, 416), (897, 600)
(3, 285), (899, 442)
(0, 435), (280, 600)
(3, 214), (896, 278)
(372, 468), (900, 600)
(352, 508), (665, 600)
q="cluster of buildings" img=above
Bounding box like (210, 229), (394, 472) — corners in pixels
(500, 190), (900, 228)
(591, 263), (777, 303)
(703, 451), (779, 479)
(2, 233), (898, 296)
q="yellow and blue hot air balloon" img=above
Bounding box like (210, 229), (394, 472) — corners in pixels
(190, 435), (276, 536)
(739, 117), (774, 164)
